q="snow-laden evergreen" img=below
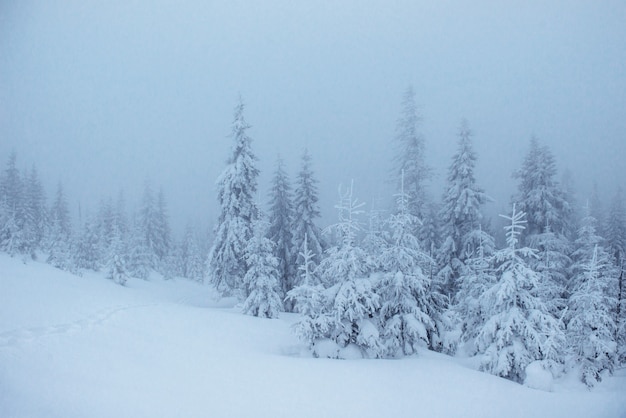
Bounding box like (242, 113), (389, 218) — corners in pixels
(437, 120), (489, 302)
(393, 86), (431, 225)
(513, 138), (570, 242)
(567, 208), (618, 386)
(377, 174), (436, 356)
(46, 183), (74, 272)
(455, 225), (496, 353)
(604, 188), (626, 363)
(294, 182), (381, 358)
(267, 157), (295, 306)
(179, 224), (206, 282)
(106, 223), (128, 286)
(476, 205), (564, 383)
(207, 98), (260, 298)
(317, 182), (371, 287)
(291, 149), (325, 274)
(242, 220), (283, 318)
(0, 153), (26, 256)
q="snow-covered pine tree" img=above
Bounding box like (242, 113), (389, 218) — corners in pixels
(455, 225), (496, 353)
(242, 220), (283, 318)
(106, 222), (128, 286)
(0, 152), (25, 256)
(180, 223), (205, 282)
(297, 182), (381, 359)
(46, 183), (74, 271)
(22, 165), (47, 257)
(287, 233), (325, 314)
(604, 187), (626, 363)
(362, 198), (386, 268)
(138, 182), (171, 271)
(74, 213), (101, 271)
(513, 138), (571, 319)
(377, 171), (437, 357)
(393, 86), (432, 227)
(317, 181), (371, 287)
(437, 120), (489, 303)
(567, 207), (618, 386)
(291, 149), (325, 276)
(207, 98), (260, 298)
(267, 156), (296, 306)
(476, 204), (564, 383)
(155, 188), (172, 267)
(513, 137), (570, 242)
(127, 217), (151, 279)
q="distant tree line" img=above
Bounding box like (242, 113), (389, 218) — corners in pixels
(1, 88), (624, 387)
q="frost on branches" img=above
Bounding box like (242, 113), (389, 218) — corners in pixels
(476, 205), (564, 383)
(241, 221), (283, 319)
(377, 171), (437, 356)
(207, 98), (260, 298)
(293, 182), (381, 358)
(567, 208), (618, 387)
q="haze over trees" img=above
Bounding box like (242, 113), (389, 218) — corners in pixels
(1, 92), (624, 388)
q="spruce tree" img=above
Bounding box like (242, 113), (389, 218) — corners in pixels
(437, 120), (489, 302)
(267, 157), (295, 304)
(292, 149), (325, 275)
(378, 173), (436, 357)
(295, 182), (381, 358)
(393, 86), (431, 225)
(46, 183), (73, 271)
(242, 220), (283, 318)
(605, 187), (626, 362)
(22, 165), (47, 257)
(567, 208), (618, 386)
(476, 205), (564, 383)
(207, 98), (260, 298)
(513, 138), (570, 241)
(0, 152), (25, 255)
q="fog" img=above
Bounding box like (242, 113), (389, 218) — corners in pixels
(1, 1), (625, 234)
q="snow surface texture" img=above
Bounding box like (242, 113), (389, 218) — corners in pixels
(1, 254), (625, 418)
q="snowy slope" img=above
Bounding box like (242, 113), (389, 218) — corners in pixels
(1, 254), (625, 418)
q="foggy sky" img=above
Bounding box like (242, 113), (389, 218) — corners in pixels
(1, 1), (625, 234)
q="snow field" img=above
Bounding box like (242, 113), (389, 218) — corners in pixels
(1, 254), (625, 418)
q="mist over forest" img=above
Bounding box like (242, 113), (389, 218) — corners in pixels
(2, 1), (626, 410)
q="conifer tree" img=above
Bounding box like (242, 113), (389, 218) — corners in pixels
(605, 188), (626, 362)
(567, 208), (618, 386)
(292, 149), (325, 275)
(476, 205), (564, 383)
(378, 172), (437, 356)
(513, 138), (570, 241)
(393, 86), (431, 225)
(75, 213), (101, 271)
(437, 120), (489, 302)
(242, 220), (283, 318)
(207, 98), (260, 297)
(22, 165), (46, 257)
(455, 225), (496, 352)
(180, 223), (205, 282)
(294, 182), (381, 358)
(106, 223), (128, 286)
(267, 157), (295, 304)
(0, 152), (25, 255)
(47, 183), (73, 271)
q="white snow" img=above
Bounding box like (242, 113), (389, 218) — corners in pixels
(1, 253), (625, 418)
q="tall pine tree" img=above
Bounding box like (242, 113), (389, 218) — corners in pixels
(291, 149), (325, 277)
(267, 156), (295, 305)
(207, 98), (260, 298)
(437, 120), (489, 302)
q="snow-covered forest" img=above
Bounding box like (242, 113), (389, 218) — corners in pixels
(2, 89), (624, 390)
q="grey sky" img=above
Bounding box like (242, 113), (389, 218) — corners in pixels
(1, 1), (625, 233)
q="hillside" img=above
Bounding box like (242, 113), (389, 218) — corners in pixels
(1, 254), (624, 418)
